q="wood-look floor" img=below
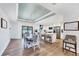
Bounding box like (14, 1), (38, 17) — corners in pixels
(2, 39), (79, 56)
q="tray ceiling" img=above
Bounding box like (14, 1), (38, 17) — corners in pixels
(18, 3), (51, 21)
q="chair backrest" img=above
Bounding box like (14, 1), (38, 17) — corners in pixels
(23, 32), (31, 42)
(65, 35), (76, 43)
(33, 33), (40, 42)
(33, 33), (38, 42)
(23, 32), (28, 37)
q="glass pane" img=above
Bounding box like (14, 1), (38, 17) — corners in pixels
(22, 26), (33, 38)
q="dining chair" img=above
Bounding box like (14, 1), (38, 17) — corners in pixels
(31, 33), (40, 51)
(23, 32), (32, 48)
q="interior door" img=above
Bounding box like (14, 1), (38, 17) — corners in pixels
(54, 26), (61, 39)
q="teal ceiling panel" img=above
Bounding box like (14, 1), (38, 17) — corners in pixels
(18, 3), (51, 21)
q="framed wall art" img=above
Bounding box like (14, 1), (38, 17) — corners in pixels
(1, 18), (7, 29)
(64, 21), (79, 31)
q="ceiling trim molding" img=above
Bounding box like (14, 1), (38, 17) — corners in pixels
(18, 19), (34, 23)
(34, 12), (56, 22)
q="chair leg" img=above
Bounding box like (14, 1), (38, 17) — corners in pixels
(62, 41), (64, 51)
(24, 44), (26, 48)
(33, 46), (36, 52)
(38, 44), (40, 49)
(75, 44), (77, 56)
(75, 52), (77, 56)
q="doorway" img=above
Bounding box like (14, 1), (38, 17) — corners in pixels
(53, 26), (61, 39)
(22, 26), (33, 38)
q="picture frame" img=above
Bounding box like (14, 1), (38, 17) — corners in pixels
(1, 18), (7, 29)
(40, 25), (43, 30)
(64, 21), (79, 31)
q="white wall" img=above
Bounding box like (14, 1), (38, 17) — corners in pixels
(34, 14), (64, 33)
(0, 8), (10, 55)
(0, 3), (17, 21)
(9, 20), (34, 39)
(9, 20), (18, 39)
